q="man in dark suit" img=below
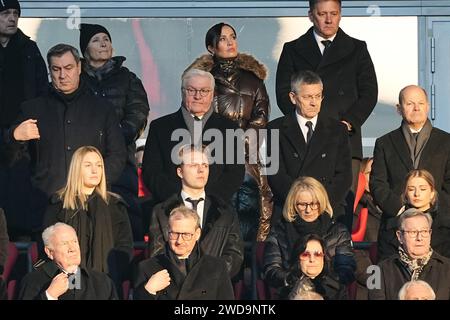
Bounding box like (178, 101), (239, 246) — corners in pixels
(275, 0), (378, 191)
(268, 70), (352, 226)
(370, 85), (450, 260)
(148, 145), (243, 279)
(134, 206), (234, 300)
(142, 68), (245, 203)
(18, 222), (117, 300)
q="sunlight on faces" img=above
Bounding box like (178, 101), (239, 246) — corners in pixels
(177, 150), (209, 191)
(295, 190), (320, 222)
(86, 32), (113, 63)
(397, 215), (432, 259)
(300, 240), (325, 279)
(45, 226), (81, 273)
(182, 75), (214, 117)
(290, 83), (323, 120)
(81, 151), (103, 194)
(308, 0), (341, 39)
(208, 25), (238, 59)
(50, 51), (81, 94)
(168, 216), (200, 258)
(406, 177), (434, 212)
(0, 9), (18, 37)
(397, 86), (429, 130)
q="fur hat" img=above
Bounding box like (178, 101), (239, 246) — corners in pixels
(79, 23), (111, 57)
(0, 0), (21, 16)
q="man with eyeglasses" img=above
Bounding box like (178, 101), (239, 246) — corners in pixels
(369, 208), (450, 300)
(134, 205), (234, 300)
(141, 68), (244, 204)
(148, 144), (243, 279)
(275, 0), (378, 196)
(268, 70), (352, 228)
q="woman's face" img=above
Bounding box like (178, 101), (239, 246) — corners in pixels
(86, 32), (113, 64)
(406, 177), (435, 211)
(209, 25), (238, 59)
(299, 240), (325, 279)
(295, 190), (320, 222)
(81, 152), (103, 192)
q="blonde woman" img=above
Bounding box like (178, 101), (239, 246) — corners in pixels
(43, 146), (132, 290)
(264, 176), (355, 294)
(378, 169), (450, 260)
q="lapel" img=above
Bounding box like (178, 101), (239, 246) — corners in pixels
(302, 114), (329, 168)
(418, 128), (438, 168)
(160, 252), (185, 293)
(318, 28), (355, 70)
(294, 27), (322, 70)
(201, 196), (220, 237)
(389, 127), (413, 171)
(281, 111), (307, 164)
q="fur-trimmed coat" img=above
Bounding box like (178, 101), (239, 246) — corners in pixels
(187, 53), (270, 130)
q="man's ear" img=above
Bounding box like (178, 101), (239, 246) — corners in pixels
(396, 104), (403, 116)
(44, 246), (53, 260)
(289, 91), (297, 105)
(176, 167), (183, 179)
(194, 227), (201, 241)
(308, 10), (314, 23)
(396, 230), (403, 244)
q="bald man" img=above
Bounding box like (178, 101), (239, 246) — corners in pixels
(370, 85), (450, 260)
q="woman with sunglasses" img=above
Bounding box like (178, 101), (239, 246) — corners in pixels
(378, 169), (450, 261)
(286, 234), (347, 300)
(264, 176), (355, 295)
(186, 22), (272, 242)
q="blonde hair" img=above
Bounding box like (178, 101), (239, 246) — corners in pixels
(169, 205), (201, 229)
(283, 176), (333, 222)
(58, 146), (108, 210)
(402, 169), (437, 206)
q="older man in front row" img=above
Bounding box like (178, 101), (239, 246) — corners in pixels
(134, 206), (234, 300)
(18, 223), (117, 300)
(268, 70), (352, 227)
(369, 208), (450, 300)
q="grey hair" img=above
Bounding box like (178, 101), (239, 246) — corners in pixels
(168, 205), (201, 229)
(42, 222), (76, 248)
(181, 68), (215, 91)
(290, 70), (323, 94)
(397, 208), (433, 230)
(47, 43), (81, 67)
(398, 280), (436, 300)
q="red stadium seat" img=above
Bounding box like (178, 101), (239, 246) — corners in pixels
(352, 173), (369, 242)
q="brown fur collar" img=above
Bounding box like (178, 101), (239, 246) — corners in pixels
(187, 53), (267, 80)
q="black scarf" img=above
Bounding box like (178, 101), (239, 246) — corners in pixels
(63, 193), (114, 273)
(292, 213), (332, 238)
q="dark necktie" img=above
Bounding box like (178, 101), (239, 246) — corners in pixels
(193, 116), (201, 121)
(412, 132), (419, 154)
(185, 197), (204, 212)
(321, 40), (332, 56)
(305, 121), (314, 144)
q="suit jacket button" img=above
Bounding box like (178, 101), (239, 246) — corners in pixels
(202, 290), (206, 294)
(293, 152), (298, 158)
(338, 89), (344, 96)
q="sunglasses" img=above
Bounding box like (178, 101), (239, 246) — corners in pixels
(299, 251), (324, 260)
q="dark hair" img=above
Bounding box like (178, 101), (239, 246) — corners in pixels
(292, 234), (327, 264)
(290, 70), (323, 93)
(47, 43), (80, 67)
(309, 0), (342, 10)
(205, 22), (237, 53)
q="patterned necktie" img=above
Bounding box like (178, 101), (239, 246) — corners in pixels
(305, 121), (314, 144)
(321, 40), (332, 56)
(185, 197), (204, 212)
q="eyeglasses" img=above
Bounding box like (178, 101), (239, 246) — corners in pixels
(183, 87), (212, 97)
(296, 202), (319, 210)
(401, 229), (432, 238)
(299, 94), (323, 102)
(299, 251), (324, 260)
(168, 231), (195, 241)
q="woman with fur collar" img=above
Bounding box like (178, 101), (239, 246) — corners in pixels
(186, 22), (272, 242)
